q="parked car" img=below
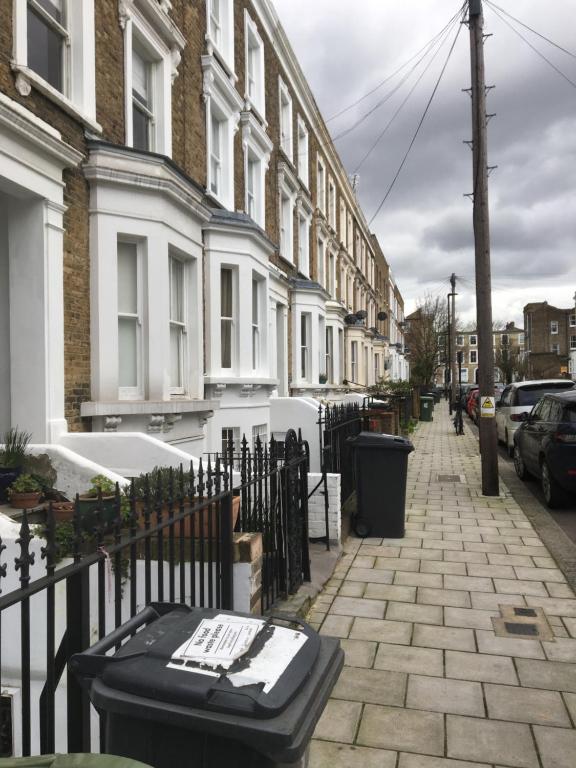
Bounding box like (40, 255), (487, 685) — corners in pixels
(513, 391), (576, 508)
(466, 389), (479, 421)
(496, 379), (576, 456)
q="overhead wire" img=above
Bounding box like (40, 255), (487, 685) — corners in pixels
(484, 1), (576, 61)
(485, 3), (576, 89)
(368, 6), (467, 225)
(326, 2), (466, 126)
(353, 11), (462, 173)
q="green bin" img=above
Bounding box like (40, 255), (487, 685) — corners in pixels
(419, 396), (434, 422)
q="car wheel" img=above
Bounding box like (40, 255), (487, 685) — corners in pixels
(506, 431), (514, 457)
(513, 444), (530, 481)
(541, 460), (565, 509)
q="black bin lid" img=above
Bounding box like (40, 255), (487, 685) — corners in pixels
(70, 604), (320, 720)
(347, 431), (414, 452)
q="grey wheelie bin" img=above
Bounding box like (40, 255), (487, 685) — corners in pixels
(69, 603), (344, 768)
(348, 432), (414, 539)
(0, 756), (152, 767)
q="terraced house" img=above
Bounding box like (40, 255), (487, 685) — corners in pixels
(0, 0), (406, 474)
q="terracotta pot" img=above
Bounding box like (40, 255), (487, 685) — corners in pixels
(10, 491), (42, 510)
(136, 495), (240, 538)
(51, 501), (75, 522)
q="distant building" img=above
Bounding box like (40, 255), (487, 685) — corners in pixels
(454, 324), (525, 385)
(524, 301), (576, 380)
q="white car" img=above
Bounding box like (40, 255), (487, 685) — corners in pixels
(496, 379), (576, 456)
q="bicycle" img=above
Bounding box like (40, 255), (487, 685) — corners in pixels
(453, 404), (464, 436)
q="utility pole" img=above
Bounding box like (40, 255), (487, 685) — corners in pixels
(469, 0), (499, 495)
(450, 273), (457, 409)
(446, 294), (452, 411)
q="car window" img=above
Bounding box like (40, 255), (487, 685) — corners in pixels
(531, 399), (547, 420)
(547, 401), (563, 424)
(562, 404), (576, 423)
(501, 387), (511, 406)
(517, 383), (575, 407)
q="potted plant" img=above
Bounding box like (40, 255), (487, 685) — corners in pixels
(78, 475), (120, 531)
(0, 427), (31, 503)
(8, 473), (42, 509)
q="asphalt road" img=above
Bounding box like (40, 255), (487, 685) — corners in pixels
(465, 414), (576, 545)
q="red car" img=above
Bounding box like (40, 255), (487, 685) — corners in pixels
(466, 389), (480, 422)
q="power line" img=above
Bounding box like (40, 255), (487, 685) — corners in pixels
(354, 12), (461, 173)
(368, 8), (466, 225)
(326, 2), (467, 124)
(486, 3), (576, 90)
(484, 0), (576, 61)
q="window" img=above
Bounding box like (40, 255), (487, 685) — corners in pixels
(252, 277), (260, 370)
(246, 154), (256, 220)
(460, 368), (469, 383)
(206, 0), (233, 72)
(374, 352), (380, 382)
(501, 333), (509, 345)
(221, 427), (240, 461)
(279, 79), (293, 159)
(210, 111), (223, 197)
(570, 335), (576, 351)
(132, 43), (154, 151)
(317, 159), (326, 213)
(240, 112), (272, 227)
(252, 424), (267, 450)
(470, 350), (477, 364)
(551, 320), (559, 335)
(327, 251), (335, 298)
(325, 326), (333, 384)
(220, 267), (234, 369)
(328, 179), (336, 228)
(297, 117), (309, 186)
(117, 241), (142, 398)
(300, 313), (310, 380)
(280, 192), (293, 262)
(470, 335), (477, 346)
(169, 255), (186, 393)
(317, 238), (325, 286)
(27, 0), (66, 92)
(551, 343), (560, 354)
(570, 314), (576, 328)
(351, 341), (358, 382)
(456, 335), (464, 346)
(519, 333), (525, 345)
(347, 213), (353, 253)
(298, 215), (310, 277)
(245, 12), (264, 115)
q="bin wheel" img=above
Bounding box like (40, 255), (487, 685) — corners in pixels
(353, 517), (372, 538)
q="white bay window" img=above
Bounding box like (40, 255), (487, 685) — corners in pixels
(298, 214), (310, 277)
(220, 267), (235, 370)
(169, 254), (186, 393)
(117, 241), (143, 398)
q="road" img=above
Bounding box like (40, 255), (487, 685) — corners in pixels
(465, 414), (576, 544)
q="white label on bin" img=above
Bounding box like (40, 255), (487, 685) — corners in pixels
(169, 615), (265, 671)
(227, 625), (308, 693)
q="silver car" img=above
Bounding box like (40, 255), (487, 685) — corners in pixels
(496, 379), (576, 456)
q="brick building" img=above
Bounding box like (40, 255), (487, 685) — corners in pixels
(453, 324), (525, 385)
(524, 300), (576, 380)
(0, 0), (406, 463)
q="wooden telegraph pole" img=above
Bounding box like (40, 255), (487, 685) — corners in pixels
(469, 0), (499, 495)
(449, 273), (457, 409)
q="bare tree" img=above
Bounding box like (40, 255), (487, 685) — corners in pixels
(495, 339), (528, 384)
(405, 294), (449, 387)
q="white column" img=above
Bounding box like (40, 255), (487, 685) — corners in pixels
(147, 235), (169, 400)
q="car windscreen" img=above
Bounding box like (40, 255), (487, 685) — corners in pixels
(517, 384), (575, 407)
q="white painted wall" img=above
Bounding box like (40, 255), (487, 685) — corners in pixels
(308, 472), (341, 543)
(27, 444), (127, 498)
(270, 397), (321, 472)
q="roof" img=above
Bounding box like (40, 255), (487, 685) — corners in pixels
(542, 390), (576, 402)
(509, 379), (576, 389)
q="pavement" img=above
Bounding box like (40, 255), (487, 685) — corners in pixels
(306, 400), (576, 768)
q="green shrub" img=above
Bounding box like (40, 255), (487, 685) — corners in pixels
(0, 427), (32, 468)
(8, 473), (42, 494)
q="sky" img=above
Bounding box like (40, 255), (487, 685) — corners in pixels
(272, 0), (576, 328)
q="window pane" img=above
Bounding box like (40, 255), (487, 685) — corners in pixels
(118, 318), (138, 387)
(221, 268), (233, 317)
(170, 258), (184, 323)
(27, 6), (63, 92)
(118, 243), (138, 315)
(221, 320), (232, 368)
(170, 325), (182, 388)
(132, 47), (150, 106)
(36, 0), (62, 22)
(211, 116), (221, 159)
(132, 105), (150, 151)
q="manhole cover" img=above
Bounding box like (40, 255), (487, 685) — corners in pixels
(437, 474), (462, 483)
(504, 622), (539, 636)
(514, 607), (537, 617)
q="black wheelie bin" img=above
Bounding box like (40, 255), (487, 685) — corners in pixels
(0, 756), (152, 767)
(69, 603), (344, 768)
(347, 431), (414, 539)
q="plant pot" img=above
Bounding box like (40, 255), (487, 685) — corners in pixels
(10, 491), (42, 509)
(51, 501), (76, 522)
(0, 467), (21, 503)
(78, 495), (118, 531)
(136, 495), (240, 538)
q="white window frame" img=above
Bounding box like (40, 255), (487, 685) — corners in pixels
(326, 325), (334, 384)
(470, 334), (477, 346)
(347, 213), (353, 253)
(244, 11), (265, 117)
(240, 111), (272, 228)
(316, 157), (326, 214)
(297, 213), (310, 278)
(117, 239), (145, 400)
(297, 116), (309, 187)
(317, 237), (325, 287)
(202, 55), (243, 209)
(252, 423), (267, 450)
(278, 162), (298, 263)
(551, 320), (559, 335)
(501, 334), (509, 345)
(206, 0), (234, 75)
(122, 3), (183, 157)
(460, 368), (469, 383)
(300, 313), (311, 381)
(570, 313), (576, 328)
(252, 274), (263, 371)
(351, 341), (358, 382)
(551, 343), (560, 354)
(12, 0), (98, 126)
(279, 77), (293, 160)
(168, 250), (189, 395)
(570, 335), (576, 351)
(220, 265), (236, 371)
(470, 350), (477, 364)
(221, 426), (240, 459)
(456, 335), (464, 346)
(328, 178), (336, 229)
(339, 201), (346, 246)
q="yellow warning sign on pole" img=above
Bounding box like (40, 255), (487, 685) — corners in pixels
(480, 396), (495, 418)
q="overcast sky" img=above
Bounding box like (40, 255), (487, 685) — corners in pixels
(273, 0), (576, 327)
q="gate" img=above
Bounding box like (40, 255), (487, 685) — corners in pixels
(318, 402), (367, 511)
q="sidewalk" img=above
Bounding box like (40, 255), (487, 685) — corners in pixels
(307, 401), (576, 768)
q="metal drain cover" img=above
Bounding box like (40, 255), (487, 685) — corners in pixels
(437, 474), (463, 483)
(514, 607), (538, 617)
(492, 605), (554, 641)
(504, 622), (539, 636)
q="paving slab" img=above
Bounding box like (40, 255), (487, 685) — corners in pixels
(413, 623), (476, 651)
(516, 658), (576, 692)
(374, 642), (444, 677)
(398, 756), (490, 768)
(339, 638), (377, 668)
(330, 596), (387, 619)
(446, 715), (539, 768)
(357, 705), (444, 756)
(484, 682), (570, 726)
(445, 649), (518, 684)
(386, 600), (443, 625)
(314, 699), (363, 744)
(475, 629), (545, 659)
(309, 741), (397, 768)
(349, 617), (412, 644)
(332, 666), (406, 706)
(417, 587), (471, 608)
(406, 675), (484, 716)
(533, 725), (576, 768)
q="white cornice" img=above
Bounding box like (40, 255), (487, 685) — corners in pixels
(240, 111), (273, 161)
(0, 93), (83, 168)
(202, 54), (244, 114)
